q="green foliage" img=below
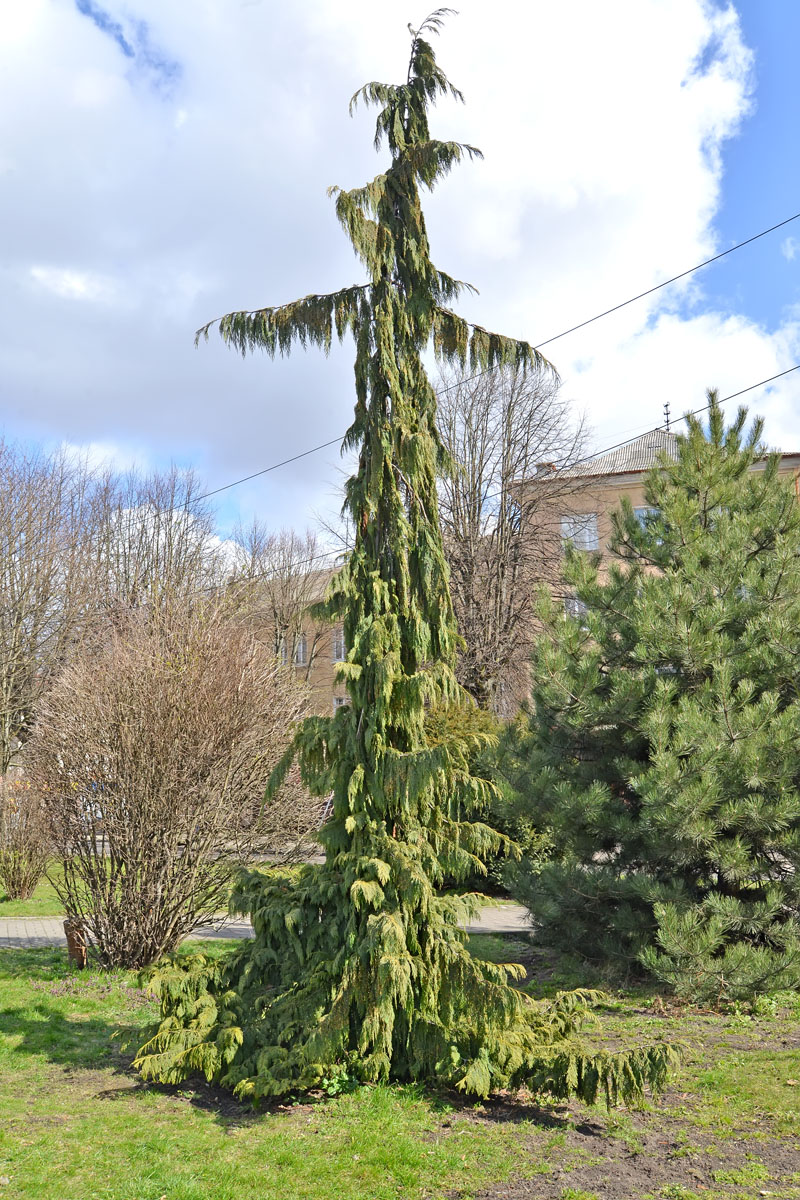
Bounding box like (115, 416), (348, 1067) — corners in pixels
(426, 703), (546, 893)
(506, 397), (800, 1001)
(135, 12), (670, 1104)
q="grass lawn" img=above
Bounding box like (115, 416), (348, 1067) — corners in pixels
(0, 868), (64, 918)
(1, 935), (799, 1200)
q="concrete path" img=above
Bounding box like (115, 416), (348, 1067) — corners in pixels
(0, 904), (530, 950)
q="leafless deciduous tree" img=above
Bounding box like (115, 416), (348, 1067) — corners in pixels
(0, 446), (228, 775)
(28, 601), (315, 968)
(93, 465), (223, 617)
(227, 523), (333, 678)
(437, 365), (588, 714)
(0, 442), (99, 773)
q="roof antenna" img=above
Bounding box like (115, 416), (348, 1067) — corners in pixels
(663, 401), (671, 433)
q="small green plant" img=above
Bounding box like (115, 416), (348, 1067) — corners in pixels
(749, 993), (780, 1018)
(668, 1130), (702, 1160)
(319, 1062), (358, 1098)
(712, 1156), (769, 1185)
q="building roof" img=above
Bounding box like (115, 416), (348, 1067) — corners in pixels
(562, 429), (678, 478)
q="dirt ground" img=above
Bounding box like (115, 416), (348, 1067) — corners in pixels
(456, 1108), (800, 1199)
(445, 938), (800, 1200)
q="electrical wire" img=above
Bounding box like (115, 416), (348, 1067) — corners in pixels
(436, 208), (800, 394)
(454, 362), (800, 512)
(192, 207), (800, 504)
(572, 362), (800, 468)
(538, 211), (800, 350)
(195, 436), (343, 504)
(219, 358), (800, 585)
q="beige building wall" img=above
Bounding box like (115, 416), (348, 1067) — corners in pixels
(248, 564), (348, 716)
(558, 456), (800, 558)
(296, 620), (348, 714)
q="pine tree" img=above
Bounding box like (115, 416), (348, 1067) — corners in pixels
(134, 11), (672, 1100)
(507, 396), (800, 1001)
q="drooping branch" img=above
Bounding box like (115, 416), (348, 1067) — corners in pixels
(432, 306), (554, 375)
(195, 284), (370, 356)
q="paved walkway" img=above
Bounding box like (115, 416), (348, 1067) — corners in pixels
(0, 904), (530, 950)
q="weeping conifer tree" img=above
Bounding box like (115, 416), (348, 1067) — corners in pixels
(134, 11), (672, 1102)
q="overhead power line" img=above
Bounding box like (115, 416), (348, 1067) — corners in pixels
(435, 207), (800, 396)
(574, 363), (800, 467)
(198, 362), (800, 572)
(223, 362), (800, 581)
(196, 436), (342, 504)
(535, 210), (800, 352)
(193, 207), (800, 506)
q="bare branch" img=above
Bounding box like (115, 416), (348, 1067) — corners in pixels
(437, 365), (589, 713)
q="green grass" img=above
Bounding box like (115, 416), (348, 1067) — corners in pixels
(0, 949), (581, 1200)
(1, 938), (799, 1199)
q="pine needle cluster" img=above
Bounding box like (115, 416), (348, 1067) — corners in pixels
(507, 398), (800, 1002)
(135, 10), (673, 1101)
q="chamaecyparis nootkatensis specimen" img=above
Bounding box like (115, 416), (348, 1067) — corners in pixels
(135, 11), (673, 1101)
(506, 396), (800, 1002)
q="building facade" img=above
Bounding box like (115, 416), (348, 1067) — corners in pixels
(551, 428), (800, 573)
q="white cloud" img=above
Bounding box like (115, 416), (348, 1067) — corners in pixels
(781, 237), (798, 263)
(71, 69), (125, 109)
(559, 308), (800, 452)
(29, 266), (116, 303)
(57, 439), (150, 475)
(0, 0), (796, 534)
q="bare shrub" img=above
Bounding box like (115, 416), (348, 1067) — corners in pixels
(27, 602), (313, 967)
(0, 778), (50, 901)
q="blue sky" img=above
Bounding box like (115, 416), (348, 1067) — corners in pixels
(1, 1), (798, 538)
(74, 0), (181, 89)
(698, 1), (800, 333)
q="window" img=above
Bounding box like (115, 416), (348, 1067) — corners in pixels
(333, 695), (349, 712)
(294, 633), (308, 666)
(332, 625), (346, 661)
(633, 505), (659, 528)
(560, 512), (599, 551)
(633, 505), (664, 545)
(564, 595), (589, 622)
